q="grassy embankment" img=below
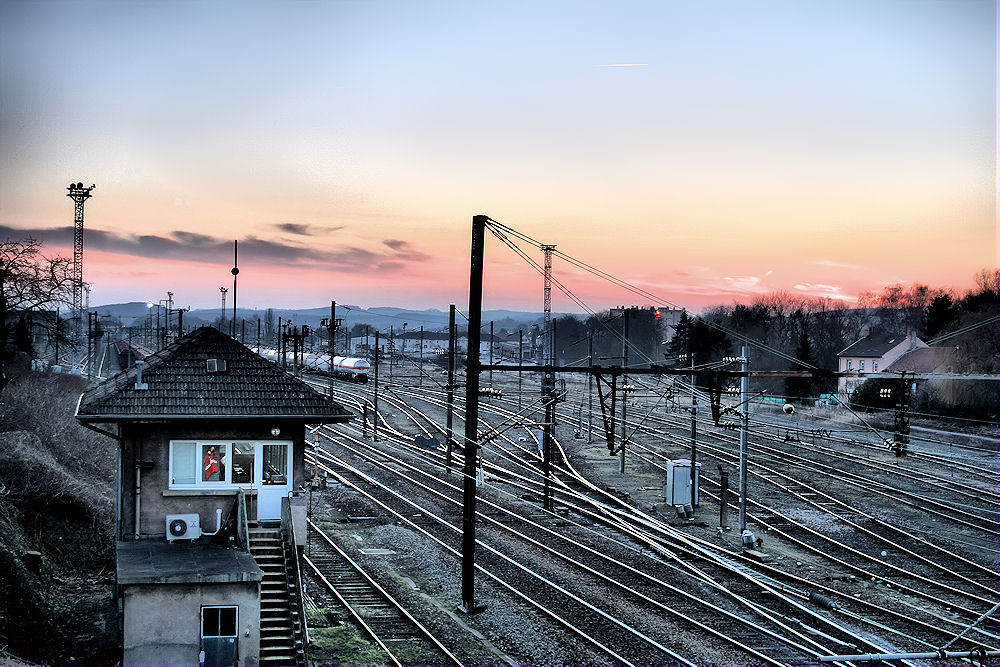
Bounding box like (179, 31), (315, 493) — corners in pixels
(0, 372), (117, 665)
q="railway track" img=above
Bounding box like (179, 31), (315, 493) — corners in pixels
(310, 447), (691, 665)
(298, 370), (998, 662)
(308, 426), (929, 664)
(303, 517), (463, 667)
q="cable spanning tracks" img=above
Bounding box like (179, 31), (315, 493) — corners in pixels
(468, 423), (996, 658)
(308, 440), (702, 665)
(523, 388), (999, 631)
(304, 518), (462, 667)
(307, 423), (909, 665)
(608, 402), (1000, 576)
(304, 373), (997, 660)
(605, 401), (1000, 600)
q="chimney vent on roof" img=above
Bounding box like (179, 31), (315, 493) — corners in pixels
(134, 360), (148, 390)
(206, 358), (228, 373)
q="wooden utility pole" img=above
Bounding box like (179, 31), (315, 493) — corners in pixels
(620, 309), (629, 474)
(373, 330), (380, 442)
(446, 304), (456, 473)
(324, 301), (336, 397)
(738, 345), (750, 533)
(588, 333), (593, 443)
(518, 330), (523, 412)
(690, 355), (698, 509)
(461, 215), (486, 614)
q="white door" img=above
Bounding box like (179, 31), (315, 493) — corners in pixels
(257, 442), (291, 520)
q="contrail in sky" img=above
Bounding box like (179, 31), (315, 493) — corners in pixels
(599, 63), (649, 67)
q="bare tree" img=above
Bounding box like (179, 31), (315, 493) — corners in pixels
(0, 239), (75, 389)
(972, 267), (1000, 294)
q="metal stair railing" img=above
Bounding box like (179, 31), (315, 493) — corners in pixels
(282, 492), (310, 663)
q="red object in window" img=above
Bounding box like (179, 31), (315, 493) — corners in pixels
(203, 447), (219, 481)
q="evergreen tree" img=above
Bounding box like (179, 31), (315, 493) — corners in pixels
(666, 311), (692, 364)
(785, 331), (818, 404)
(688, 317), (732, 366)
(921, 294), (957, 341)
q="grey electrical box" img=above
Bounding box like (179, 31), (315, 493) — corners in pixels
(663, 459), (701, 506)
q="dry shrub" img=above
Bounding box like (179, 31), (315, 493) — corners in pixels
(0, 430), (108, 517)
(0, 371), (117, 664)
(0, 372), (115, 488)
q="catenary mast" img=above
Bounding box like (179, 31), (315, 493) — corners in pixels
(66, 183), (95, 320)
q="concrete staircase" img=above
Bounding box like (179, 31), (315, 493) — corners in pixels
(249, 526), (305, 665)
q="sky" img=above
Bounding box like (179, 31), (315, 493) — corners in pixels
(1, 0), (995, 315)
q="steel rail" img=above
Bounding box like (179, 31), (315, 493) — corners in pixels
(497, 442), (992, 652)
(621, 444), (998, 632)
(447, 373), (999, 509)
(313, 421), (908, 664)
(310, 455), (646, 666)
(315, 448), (701, 665)
(303, 556), (403, 667)
(310, 378), (992, 656)
(621, 412), (1000, 595)
(306, 517), (464, 667)
(312, 433), (815, 665)
(604, 398), (1000, 542)
(466, 435), (924, 664)
(738, 412), (1000, 512)
(612, 430), (998, 616)
(412, 394), (992, 656)
(621, 404), (1000, 528)
(343, 376), (998, 575)
(327, 378), (997, 612)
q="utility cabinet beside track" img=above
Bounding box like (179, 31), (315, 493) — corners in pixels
(663, 459), (701, 507)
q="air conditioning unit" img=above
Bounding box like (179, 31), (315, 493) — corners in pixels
(166, 513), (202, 541)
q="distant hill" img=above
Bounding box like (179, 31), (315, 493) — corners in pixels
(90, 302), (572, 333)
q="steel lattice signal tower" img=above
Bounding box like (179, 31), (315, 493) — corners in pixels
(541, 244), (555, 365)
(66, 182), (95, 316)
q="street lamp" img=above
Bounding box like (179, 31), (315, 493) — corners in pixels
(164, 292), (173, 343)
(145, 301), (162, 349)
(219, 287), (228, 330)
(175, 307), (190, 339)
(157, 295), (172, 347)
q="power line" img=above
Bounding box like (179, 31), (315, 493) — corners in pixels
(925, 314), (1000, 345)
(486, 217), (816, 370)
(489, 224), (661, 366)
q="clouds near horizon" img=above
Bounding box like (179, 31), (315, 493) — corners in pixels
(0, 224), (429, 273)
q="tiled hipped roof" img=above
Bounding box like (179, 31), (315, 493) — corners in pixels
(886, 346), (957, 373)
(76, 326), (352, 422)
(838, 331), (910, 358)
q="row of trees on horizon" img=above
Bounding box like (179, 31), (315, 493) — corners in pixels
(2, 238), (998, 409)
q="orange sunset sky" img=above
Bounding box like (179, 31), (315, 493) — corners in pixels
(1, 1), (995, 314)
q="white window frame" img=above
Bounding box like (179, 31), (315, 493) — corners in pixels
(201, 604), (238, 637)
(859, 360), (865, 372)
(168, 440), (293, 490)
(201, 605), (238, 665)
(873, 360), (878, 372)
